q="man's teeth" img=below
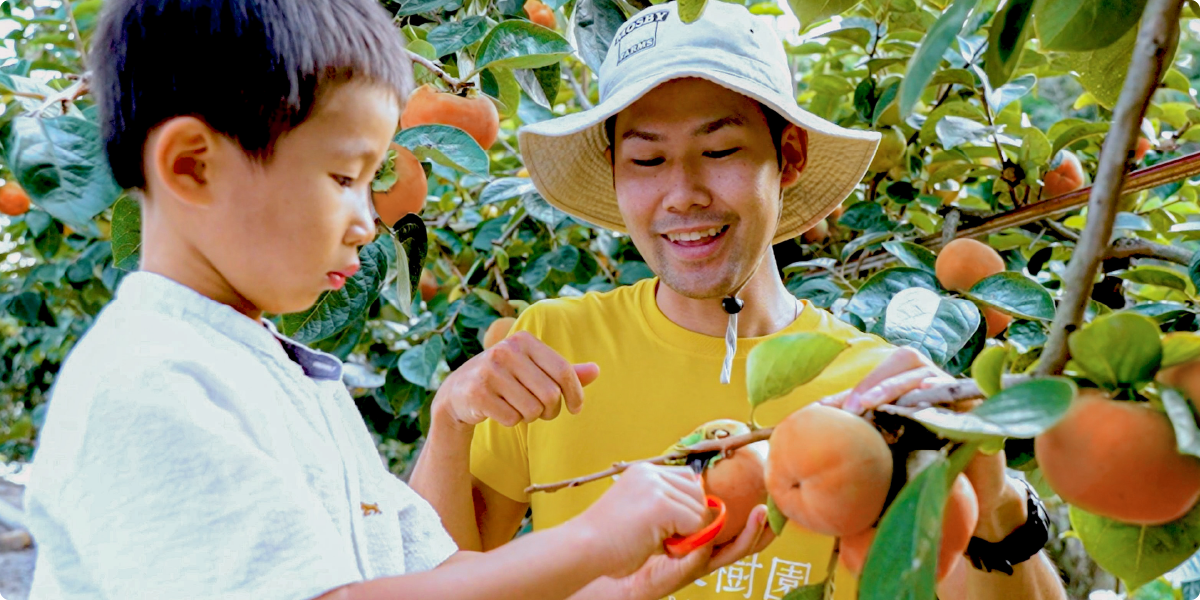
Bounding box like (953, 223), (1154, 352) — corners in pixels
(667, 227), (723, 242)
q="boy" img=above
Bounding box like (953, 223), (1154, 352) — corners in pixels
(24, 1), (765, 598)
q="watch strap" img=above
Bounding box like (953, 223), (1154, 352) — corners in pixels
(965, 479), (1051, 575)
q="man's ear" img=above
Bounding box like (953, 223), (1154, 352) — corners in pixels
(148, 116), (217, 206)
(780, 125), (808, 189)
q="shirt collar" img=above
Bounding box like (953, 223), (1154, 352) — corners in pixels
(114, 271), (344, 381)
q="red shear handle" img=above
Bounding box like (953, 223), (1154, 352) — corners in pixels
(663, 496), (727, 558)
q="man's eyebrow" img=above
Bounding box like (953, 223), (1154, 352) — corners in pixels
(621, 128), (662, 142)
(694, 115), (746, 136)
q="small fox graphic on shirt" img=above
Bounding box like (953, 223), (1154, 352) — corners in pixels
(361, 502), (381, 516)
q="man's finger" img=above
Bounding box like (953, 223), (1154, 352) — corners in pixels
(847, 366), (945, 414)
(522, 334), (589, 416)
(849, 347), (928, 397)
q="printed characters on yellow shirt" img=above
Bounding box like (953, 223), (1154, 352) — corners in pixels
(471, 278), (895, 600)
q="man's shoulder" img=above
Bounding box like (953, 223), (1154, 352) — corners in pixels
(519, 278), (650, 328)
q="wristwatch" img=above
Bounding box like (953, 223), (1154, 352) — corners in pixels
(964, 478), (1051, 575)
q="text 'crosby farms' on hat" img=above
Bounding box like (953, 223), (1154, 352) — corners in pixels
(517, 0), (882, 244)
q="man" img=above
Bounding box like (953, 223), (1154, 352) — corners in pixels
(412, 2), (1068, 598)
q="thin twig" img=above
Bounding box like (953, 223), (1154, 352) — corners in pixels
(1037, 0), (1182, 377)
(482, 211), (529, 271)
(1043, 219), (1080, 243)
(941, 208), (961, 247)
(526, 373), (1022, 494)
(30, 75), (88, 117)
(564, 66), (594, 110)
(64, 0), (86, 64)
(405, 48), (470, 94)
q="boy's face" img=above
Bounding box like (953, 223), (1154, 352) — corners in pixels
(611, 78), (796, 300)
(197, 81), (400, 315)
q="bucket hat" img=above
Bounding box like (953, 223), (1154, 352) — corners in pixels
(518, 0), (881, 243)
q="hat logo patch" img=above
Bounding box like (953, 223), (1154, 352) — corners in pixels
(614, 8), (669, 64)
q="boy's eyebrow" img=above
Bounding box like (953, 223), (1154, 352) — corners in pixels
(333, 138), (384, 162)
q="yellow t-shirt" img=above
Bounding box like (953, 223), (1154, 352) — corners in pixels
(471, 278), (895, 600)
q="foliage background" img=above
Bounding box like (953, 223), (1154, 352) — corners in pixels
(4, 0), (1200, 597)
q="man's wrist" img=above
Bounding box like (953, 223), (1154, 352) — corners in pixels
(973, 479), (1028, 543)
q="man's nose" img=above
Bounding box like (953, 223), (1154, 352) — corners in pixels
(660, 158), (712, 213)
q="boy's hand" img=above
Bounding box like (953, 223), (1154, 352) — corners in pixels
(574, 464), (711, 578)
(432, 331), (600, 431)
(610, 504), (775, 600)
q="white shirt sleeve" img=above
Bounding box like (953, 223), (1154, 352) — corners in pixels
(31, 364), (362, 600)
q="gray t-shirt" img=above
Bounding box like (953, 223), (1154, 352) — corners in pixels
(25, 272), (457, 600)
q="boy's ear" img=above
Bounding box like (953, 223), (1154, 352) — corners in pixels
(780, 125), (808, 189)
(149, 116), (216, 206)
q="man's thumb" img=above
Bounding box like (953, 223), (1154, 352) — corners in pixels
(574, 362), (601, 386)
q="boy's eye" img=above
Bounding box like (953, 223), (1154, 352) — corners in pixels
(704, 148), (740, 159)
(631, 157), (665, 167)
(332, 174), (355, 188)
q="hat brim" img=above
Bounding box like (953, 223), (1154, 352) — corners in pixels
(518, 65), (881, 244)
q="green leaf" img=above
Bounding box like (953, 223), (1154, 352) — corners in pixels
(1035, 0), (1146, 51)
(426, 16), (489, 57)
(395, 124), (489, 175)
(1163, 332), (1200, 369)
(1118, 266), (1192, 294)
(897, 0), (980, 119)
(1050, 122), (1110, 158)
(905, 377), (1075, 441)
(788, 0), (863, 27)
(392, 214), (429, 316)
(1161, 388), (1200, 461)
(574, 0), (626, 73)
(398, 335), (446, 389)
(966, 272), (1056, 321)
(1070, 502), (1200, 590)
(781, 584), (825, 600)
(983, 0), (1035, 87)
(883, 288), (981, 368)
(109, 196), (141, 271)
(1018, 126), (1052, 178)
(936, 115), (993, 150)
(1060, 23), (1139, 109)
(882, 241), (938, 274)
(482, 67), (522, 118)
(1191, 250), (1200, 294)
(986, 74), (1036, 115)
(475, 20), (573, 72)
(481, 177), (537, 205)
(3, 114), (122, 232)
(279, 236), (392, 343)
(746, 333), (848, 409)
(766, 495), (789, 535)
(394, 0), (461, 16)
(1068, 312), (1163, 388)
(678, 0), (708, 22)
(859, 454), (948, 600)
(847, 267), (941, 320)
(971, 344), (1009, 397)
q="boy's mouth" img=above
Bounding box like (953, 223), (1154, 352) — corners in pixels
(327, 263), (360, 290)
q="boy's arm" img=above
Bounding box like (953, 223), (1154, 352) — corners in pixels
(322, 464), (711, 600)
(409, 331), (596, 550)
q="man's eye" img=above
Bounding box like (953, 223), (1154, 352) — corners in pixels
(332, 175), (355, 188)
(704, 148), (740, 159)
(631, 157), (664, 167)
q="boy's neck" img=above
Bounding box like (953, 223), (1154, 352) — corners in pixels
(654, 253), (797, 339)
(140, 203), (264, 321)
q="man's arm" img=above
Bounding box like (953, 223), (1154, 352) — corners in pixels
(473, 476), (529, 550)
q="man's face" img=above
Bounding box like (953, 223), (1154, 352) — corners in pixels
(203, 80), (400, 314)
(611, 78), (787, 300)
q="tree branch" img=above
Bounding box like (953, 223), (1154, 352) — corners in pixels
(1037, 0), (1182, 377)
(525, 374), (1019, 494)
(1107, 237), (1193, 265)
(405, 48), (471, 94)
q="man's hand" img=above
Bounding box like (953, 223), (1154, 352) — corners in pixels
(432, 331), (600, 431)
(572, 464), (714, 578)
(820, 346), (1029, 541)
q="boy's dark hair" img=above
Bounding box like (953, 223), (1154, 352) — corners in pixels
(604, 103), (791, 167)
(92, 0), (413, 190)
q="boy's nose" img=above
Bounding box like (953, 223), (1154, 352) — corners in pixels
(346, 191), (377, 246)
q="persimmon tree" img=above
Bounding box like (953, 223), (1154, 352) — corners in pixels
(5, 0), (1200, 597)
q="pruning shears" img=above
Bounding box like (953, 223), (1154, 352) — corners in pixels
(663, 450), (727, 558)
